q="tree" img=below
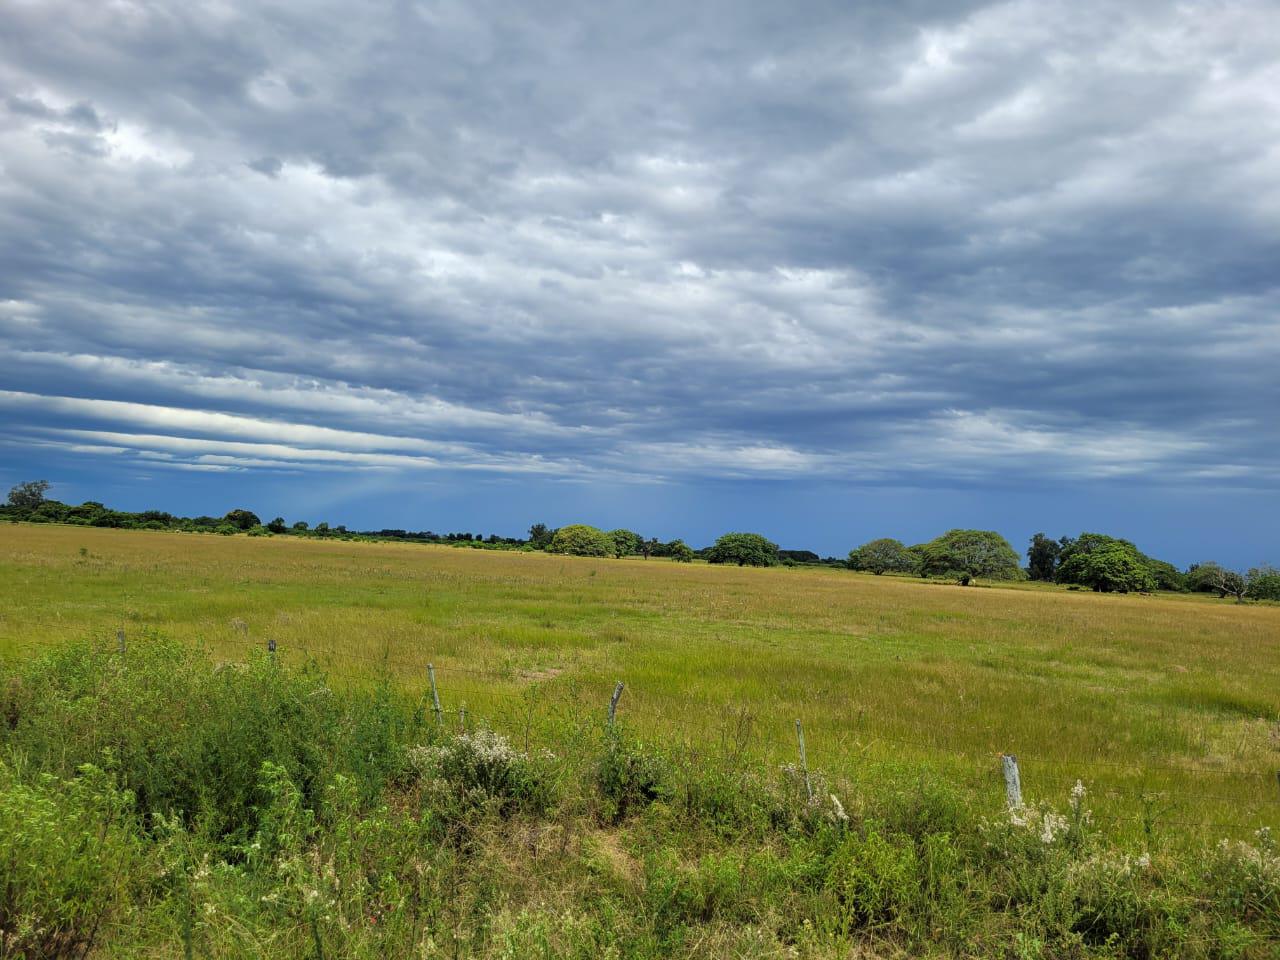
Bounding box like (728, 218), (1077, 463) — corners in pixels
(906, 544), (929, 577)
(1246, 565), (1280, 601)
(1144, 558), (1187, 592)
(846, 538), (912, 575)
(1057, 533), (1157, 593)
(7, 480), (50, 510)
(548, 524), (616, 557)
(1066, 544), (1157, 593)
(267, 517), (287, 534)
(223, 509), (261, 531)
(639, 537), (659, 559)
(667, 539), (694, 562)
(527, 523), (554, 550)
(1186, 562), (1225, 594)
(706, 532), (779, 567)
(610, 529), (643, 557)
(1026, 533), (1061, 581)
(291, 521), (309, 532)
(920, 529), (1021, 585)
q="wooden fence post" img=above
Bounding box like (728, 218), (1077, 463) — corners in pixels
(427, 663), (443, 728)
(1001, 754), (1023, 809)
(608, 681), (624, 728)
(117, 628), (125, 654)
(796, 719), (813, 800)
(268, 637), (276, 657)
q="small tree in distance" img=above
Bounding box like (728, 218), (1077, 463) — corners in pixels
(921, 529), (1021, 585)
(847, 538), (912, 575)
(1026, 533), (1061, 581)
(706, 532), (779, 567)
(668, 539), (694, 562)
(549, 524), (616, 557)
(7, 480), (50, 510)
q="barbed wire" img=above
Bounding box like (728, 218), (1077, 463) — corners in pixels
(4, 632), (1278, 829)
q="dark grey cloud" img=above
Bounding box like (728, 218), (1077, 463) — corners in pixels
(0, 0), (1277, 490)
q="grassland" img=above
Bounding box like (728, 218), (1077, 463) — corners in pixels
(4, 521), (1280, 958)
(2, 522), (1277, 839)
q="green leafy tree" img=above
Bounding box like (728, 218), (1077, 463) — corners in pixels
(266, 517), (287, 534)
(7, 480), (50, 510)
(906, 544), (929, 577)
(921, 529), (1021, 585)
(223, 509), (261, 531)
(639, 537), (659, 559)
(610, 529), (643, 557)
(846, 538), (912, 575)
(1057, 534), (1157, 593)
(706, 532), (779, 567)
(1186, 562), (1226, 594)
(1144, 558), (1187, 592)
(1246, 565), (1280, 601)
(527, 523), (554, 550)
(291, 521), (309, 532)
(1026, 533), (1061, 581)
(667, 539), (694, 563)
(548, 524), (616, 557)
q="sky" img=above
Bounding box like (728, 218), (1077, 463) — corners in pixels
(1, 0), (1278, 566)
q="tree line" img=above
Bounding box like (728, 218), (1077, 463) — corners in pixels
(4, 481), (1276, 601)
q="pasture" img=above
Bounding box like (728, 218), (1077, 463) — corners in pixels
(3, 522), (1277, 839)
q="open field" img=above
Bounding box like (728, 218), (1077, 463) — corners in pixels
(3, 522), (1277, 840)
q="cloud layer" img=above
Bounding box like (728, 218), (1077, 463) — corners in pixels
(1, 1), (1278, 504)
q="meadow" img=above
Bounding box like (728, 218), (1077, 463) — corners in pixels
(2, 523), (1278, 958)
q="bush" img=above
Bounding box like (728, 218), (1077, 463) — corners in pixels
(407, 728), (556, 815)
(0, 761), (141, 958)
(595, 732), (669, 824)
(706, 532), (779, 567)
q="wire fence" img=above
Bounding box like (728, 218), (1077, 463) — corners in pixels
(4, 629), (1278, 834)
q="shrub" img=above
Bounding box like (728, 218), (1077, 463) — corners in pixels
(596, 733), (669, 824)
(0, 761), (141, 958)
(407, 728), (555, 815)
(706, 532), (779, 567)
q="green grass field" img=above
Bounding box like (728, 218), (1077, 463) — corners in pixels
(3, 522), (1277, 840)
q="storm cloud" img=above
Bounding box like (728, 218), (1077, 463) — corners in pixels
(1, 0), (1277, 554)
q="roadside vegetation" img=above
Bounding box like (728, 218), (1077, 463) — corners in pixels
(2, 635), (1278, 958)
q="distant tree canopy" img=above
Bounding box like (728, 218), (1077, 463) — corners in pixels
(706, 532), (779, 567)
(1056, 534), (1157, 594)
(527, 523), (555, 550)
(610, 529), (643, 557)
(920, 529), (1021, 585)
(548, 524), (616, 557)
(7, 480), (50, 510)
(1026, 533), (1061, 582)
(847, 538), (913, 575)
(223, 509), (261, 531)
(1246, 565), (1280, 601)
(667, 539), (695, 563)
(266, 516), (287, 534)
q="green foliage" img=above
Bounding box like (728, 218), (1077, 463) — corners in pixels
(1026, 532), (1061, 581)
(847, 538), (913, 575)
(609, 528), (643, 557)
(6, 479), (50, 510)
(1247, 565), (1280, 601)
(920, 529), (1021, 584)
(595, 731), (669, 824)
(223, 509), (261, 531)
(266, 517), (287, 534)
(548, 523), (616, 557)
(706, 532), (779, 567)
(1057, 533), (1157, 593)
(0, 760), (141, 957)
(666, 539), (694, 562)
(407, 727), (555, 816)
(527, 522), (555, 550)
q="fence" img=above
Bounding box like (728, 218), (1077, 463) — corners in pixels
(7, 628), (1280, 835)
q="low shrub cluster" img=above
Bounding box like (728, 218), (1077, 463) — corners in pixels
(2, 636), (1277, 958)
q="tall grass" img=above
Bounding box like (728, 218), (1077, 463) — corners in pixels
(2, 636), (1278, 958)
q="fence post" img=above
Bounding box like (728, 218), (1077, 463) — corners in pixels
(796, 719), (813, 800)
(1001, 754), (1023, 809)
(608, 681), (625, 728)
(427, 663), (443, 728)
(458, 706), (467, 732)
(268, 637), (276, 657)
(117, 628), (125, 654)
